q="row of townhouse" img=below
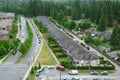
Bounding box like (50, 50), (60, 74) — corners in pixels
(0, 12), (15, 40)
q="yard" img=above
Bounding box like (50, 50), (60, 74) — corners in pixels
(35, 39), (58, 65)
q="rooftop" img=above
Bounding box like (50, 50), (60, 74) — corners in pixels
(38, 16), (99, 61)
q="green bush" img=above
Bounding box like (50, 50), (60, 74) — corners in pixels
(19, 21), (33, 55)
(33, 18), (48, 33)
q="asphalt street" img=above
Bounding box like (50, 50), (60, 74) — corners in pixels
(5, 17), (28, 64)
(0, 64), (29, 80)
(0, 17), (41, 80)
(20, 19), (41, 64)
(20, 17), (28, 43)
(5, 51), (22, 63)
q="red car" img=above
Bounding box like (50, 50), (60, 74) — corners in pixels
(56, 66), (65, 71)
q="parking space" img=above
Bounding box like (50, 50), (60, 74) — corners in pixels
(35, 67), (120, 80)
(39, 67), (68, 76)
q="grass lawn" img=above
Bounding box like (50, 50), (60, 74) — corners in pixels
(103, 44), (112, 48)
(27, 69), (37, 80)
(27, 73), (35, 80)
(35, 39), (58, 65)
(15, 54), (26, 63)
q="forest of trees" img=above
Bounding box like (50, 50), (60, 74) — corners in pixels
(0, 0), (120, 49)
(0, 0), (119, 25)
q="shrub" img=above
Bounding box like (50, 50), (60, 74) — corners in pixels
(19, 21), (33, 55)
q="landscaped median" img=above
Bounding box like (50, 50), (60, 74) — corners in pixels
(33, 18), (58, 66)
(16, 20), (33, 63)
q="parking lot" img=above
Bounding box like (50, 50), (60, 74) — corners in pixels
(35, 67), (120, 80)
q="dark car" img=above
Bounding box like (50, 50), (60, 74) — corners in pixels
(13, 50), (18, 55)
(90, 71), (99, 75)
(93, 78), (99, 80)
(35, 72), (40, 77)
(37, 67), (44, 73)
(56, 66), (65, 71)
(39, 41), (41, 44)
(100, 71), (108, 75)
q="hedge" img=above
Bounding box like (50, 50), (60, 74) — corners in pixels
(19, 21), (33, 54)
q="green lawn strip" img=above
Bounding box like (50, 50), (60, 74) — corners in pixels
(27, 67), (38, 80)
(27, 73), (35, 80)
(35, 39), (57, 65)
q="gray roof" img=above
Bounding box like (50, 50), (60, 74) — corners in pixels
(93, 30), (112, 38)
(0, 12), (15, 19)
(0, 31), (8, 36)
(0, 20), (13, 28)
(38, 16), (99, 61)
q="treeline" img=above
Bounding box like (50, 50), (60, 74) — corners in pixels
(19, 21), (33, 54)
(0, 0), (120, 27)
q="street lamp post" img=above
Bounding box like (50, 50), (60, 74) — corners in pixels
(60, 70), (61, 80)
(20, 75), (23, 80)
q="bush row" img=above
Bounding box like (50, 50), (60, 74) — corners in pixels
(33, 18), (48, 33)
(19, 21), (33, 54)
(46, 34), (115, 70)
(46, 35), (73, 68)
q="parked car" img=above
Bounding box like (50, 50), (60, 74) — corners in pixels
(35, 72), (40, 77)
(37, 67), (44, 73)
(74, 77), (82, 80)
(56, 66), (65, 71)
(93, 78), (99, 80)
(90, 71), (99, 75)
(68, 70), (78, 75)
(100, 71), (108, 75)
(62, 78), (68, 80)
(13, 49), (18, 55)
(47, 66), (55, 69)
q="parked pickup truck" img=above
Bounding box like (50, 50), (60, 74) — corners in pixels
(68, 70), (78, 75)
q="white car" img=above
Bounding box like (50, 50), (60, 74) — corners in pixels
(47, 66), (55, 69)
(68, 70), (78, 75)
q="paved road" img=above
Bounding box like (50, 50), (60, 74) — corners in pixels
(0, 64), (29, 80)
(20, 19), (41, 64)
(5, 51), (22, 63)
(0, 17), (42, 80)
(20, 17), (28, 43)
(4, 17), (28, 63)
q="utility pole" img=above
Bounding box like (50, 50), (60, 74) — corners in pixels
(60, 70), (61, 80)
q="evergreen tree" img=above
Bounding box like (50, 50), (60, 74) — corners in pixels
(111, 25), (120, 49)
(71, 7), (79, 20)
(98, 5), (108, 31)
(50, 7), (57, 19)
(57, 10), (65, 22)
